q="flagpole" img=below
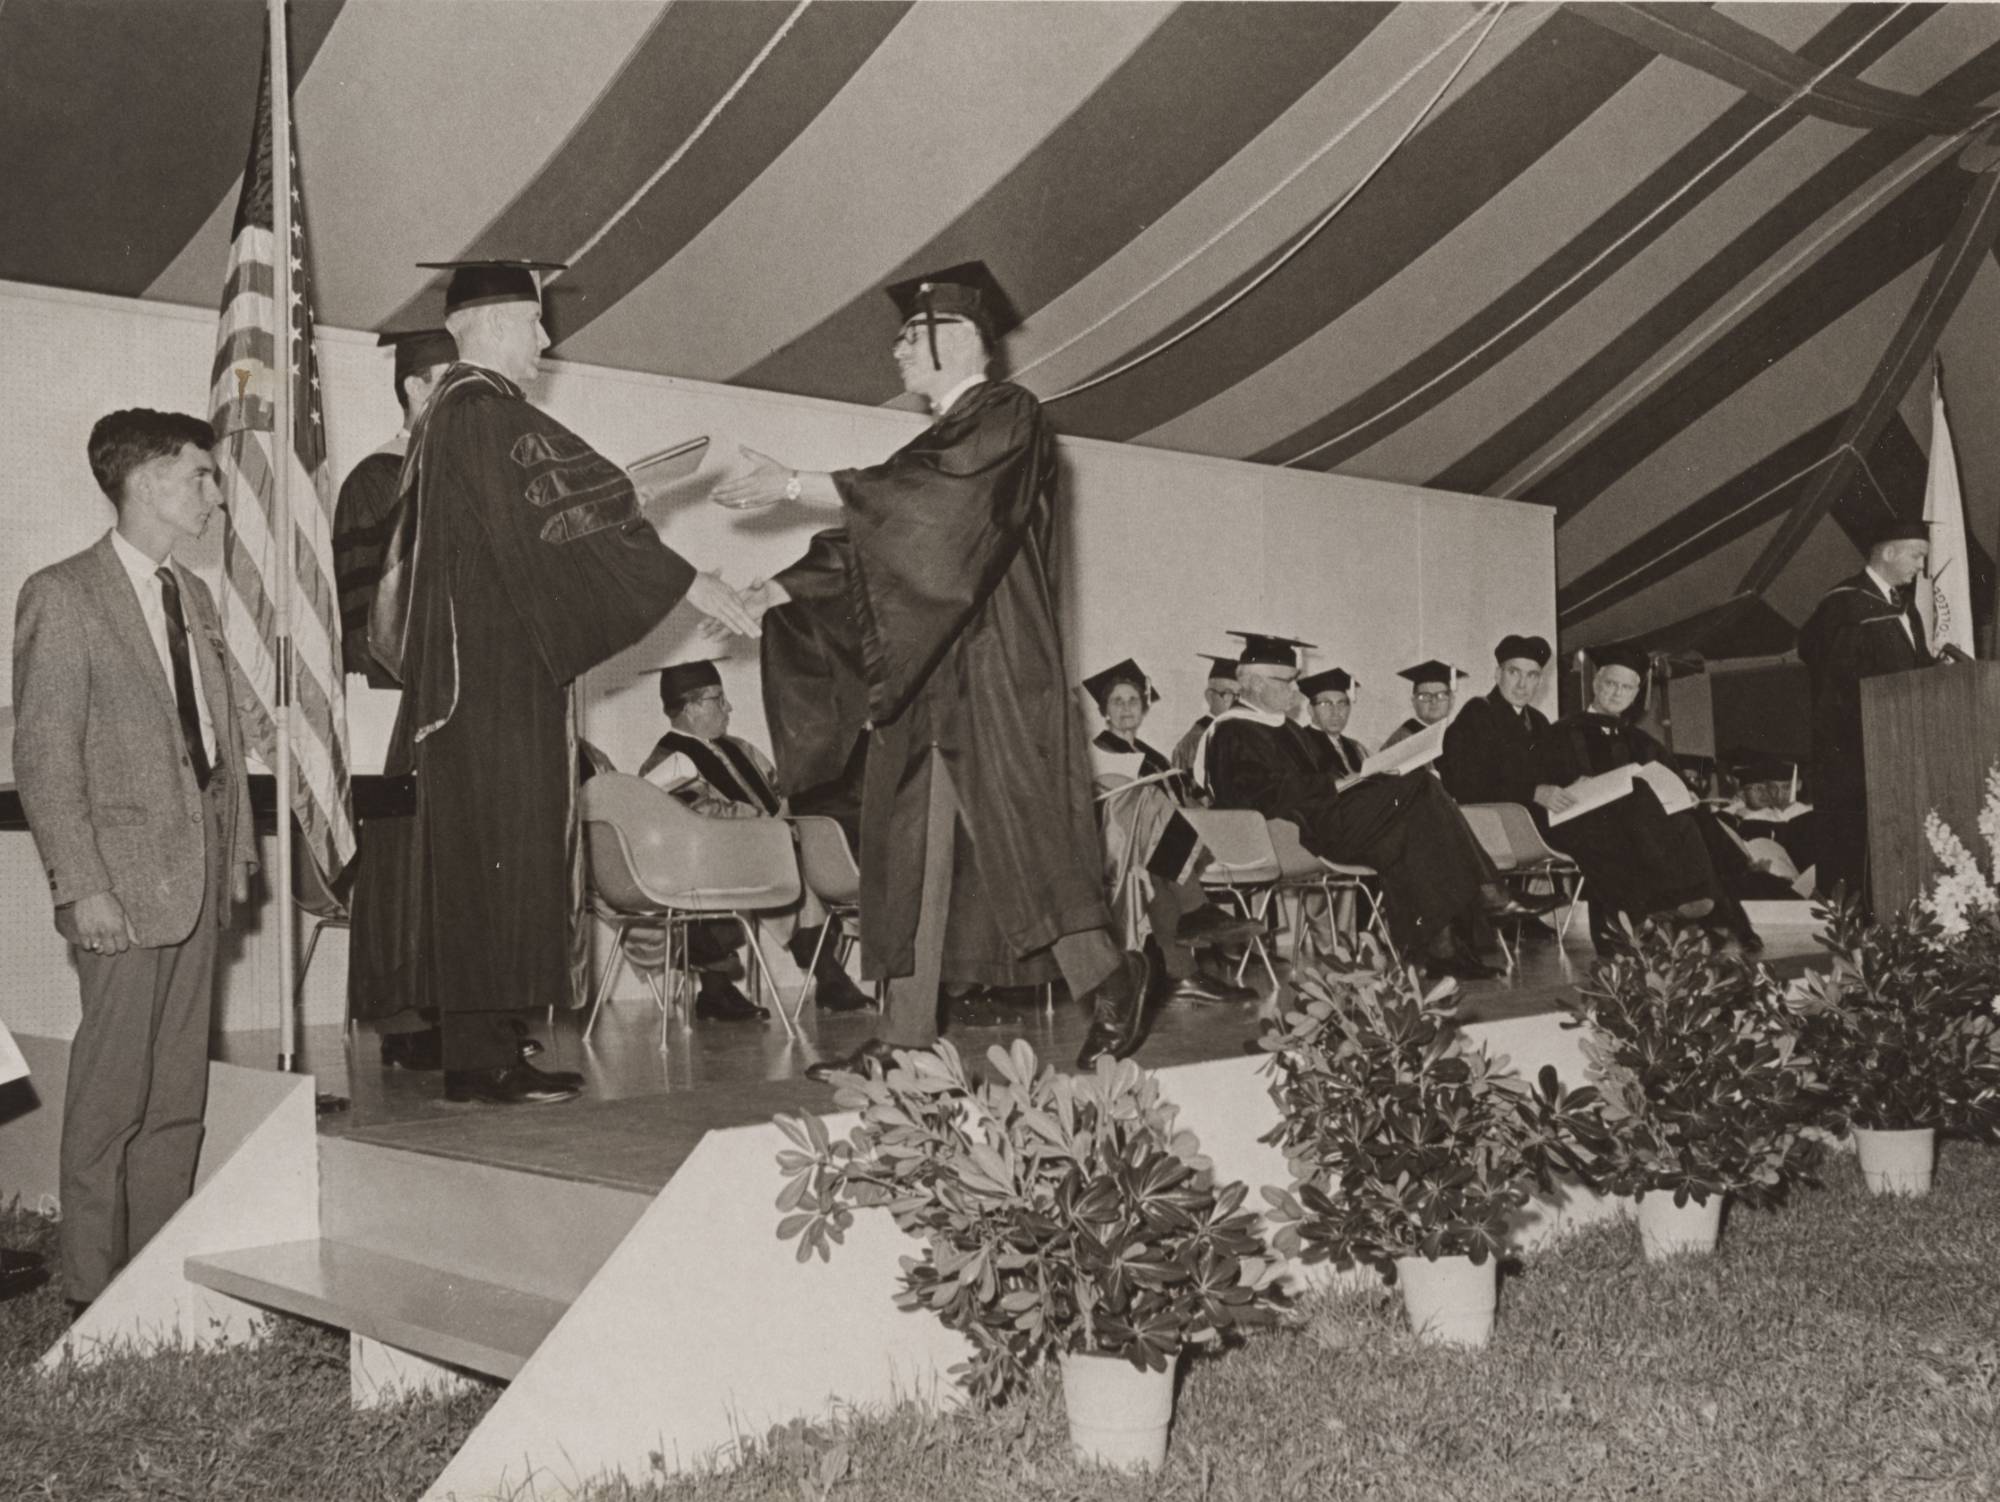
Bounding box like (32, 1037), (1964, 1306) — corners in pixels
(269, 0), (300, 1073)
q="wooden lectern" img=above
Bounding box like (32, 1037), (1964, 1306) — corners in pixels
(1860, 662), (2000, 915)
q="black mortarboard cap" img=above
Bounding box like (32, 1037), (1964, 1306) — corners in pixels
(659, 659), (722, 710)
(1397, 659), (1461, 687)
(417, 258), (566, 314)
(885, 260), (1020, 363)
(1228, 631), (1316, 670)
(1589, 642), (1649, 675)
(376, 328), (458, 384)
(1732, 752), (1797, 785)
(1199, 654), (1240, 681)
(1493, 633), (1551, 666)
(1299, 668), (1353, 698)
(1082, 658), (1156, 712)
(1865, 515), (1929, 550)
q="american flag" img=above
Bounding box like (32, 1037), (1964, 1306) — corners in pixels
(208, 44), (354, 877)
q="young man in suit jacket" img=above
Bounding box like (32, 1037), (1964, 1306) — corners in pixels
(12, 409), (257, 1310)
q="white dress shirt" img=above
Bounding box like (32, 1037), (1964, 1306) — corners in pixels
(109, 528), (217, 763)
(933, 374), (988, 418)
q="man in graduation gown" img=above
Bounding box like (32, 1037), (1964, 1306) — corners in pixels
(1536, 644), (1756, 948)
(713, 261), (1147, 1075)
(347, 260), (754, 1106)
(1169, 655), (1240, 788)
(1300, 667), (1368, 779)
(1439, 634), (1556, 807)
(1201, 634), (1547, 980)
(633, 659), (870, 1017)
(1796, 517), (1940, 909)
(1381, 659), (1462, 748)
(333, 328), (455, 687)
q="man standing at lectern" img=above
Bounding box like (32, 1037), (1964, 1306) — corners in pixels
(14, 410), (257, 1310)
(1797, 516), (1938, 909)
(712, 260), (1148, 1075)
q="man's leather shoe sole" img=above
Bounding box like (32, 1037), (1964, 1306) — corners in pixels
(804, 1037), (904, 1084)
(444, 1064), (583, 1105)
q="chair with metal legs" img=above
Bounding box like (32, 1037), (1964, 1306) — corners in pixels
(1461, 802), (1586, 970)
(786, 815), (876, 1025)
(1177, 808), (1284, 992)
(1265, 818), (1386, 969)
(579, 775), (803, 1047)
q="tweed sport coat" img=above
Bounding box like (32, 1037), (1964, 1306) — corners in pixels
(13, 533), (256, 947)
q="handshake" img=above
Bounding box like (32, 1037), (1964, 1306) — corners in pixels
(687, 574), (791, 640)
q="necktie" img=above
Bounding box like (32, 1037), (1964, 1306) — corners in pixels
(156, 567), (213, 789)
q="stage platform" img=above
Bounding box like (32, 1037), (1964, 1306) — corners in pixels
(40, 911), (1827, 1498)
(226, 918), (1829, 1198)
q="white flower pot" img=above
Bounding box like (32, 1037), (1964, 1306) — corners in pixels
(1853, 1126), (1936, 1197)
(1059, 1350), (1175, 1471)
(1636, 1190), (1723, 1260)
(1394, 1253), (1496, 1348)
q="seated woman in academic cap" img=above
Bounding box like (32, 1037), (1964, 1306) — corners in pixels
(1538, 643), (1759, 950)
(1083, 659), (1257, 1006)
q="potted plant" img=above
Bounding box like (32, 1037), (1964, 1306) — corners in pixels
(1789, 893), (2000, 1197)
(774, 1040), (1283, 1470)
(1258, 946), (1606, 1346)
(1560, 920), (1827, 1257)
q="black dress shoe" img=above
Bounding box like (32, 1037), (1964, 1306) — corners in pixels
(444, 1062), (583, 1105)
(507, 1018), (545, 1059)
(694, 980), (770, 1023)
(1076, 951), (1151, 1071)
(1169, 973), (1259, 1006)
(804, 1037), (904, 1084)
(64, 1297), (91, 1323)
(1485, 891), (1565, 921)
(0, 1248), (49, 1302)
(812, 968), (875, 1013)
(381, 1027), (444, 1072)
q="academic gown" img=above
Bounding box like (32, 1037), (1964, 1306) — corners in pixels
(347, 363), (695, 1024)
(1440, 689), (1548, 807)
(758, 379), (1107, 987)
(1311, 730), (1369, 780)
(1796, 572), (1935, 802)
(1205, 709), (1485, 950)
(331, 445), (404, 687)
(1796, 571), (1934, 902)
(1535, 712), (1732, 925)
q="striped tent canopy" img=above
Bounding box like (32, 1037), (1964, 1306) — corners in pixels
(6, 0), (1999, 659)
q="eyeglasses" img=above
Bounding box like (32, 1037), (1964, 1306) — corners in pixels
(1413, 690), (1453, 703)
(687, 691), (729, 708)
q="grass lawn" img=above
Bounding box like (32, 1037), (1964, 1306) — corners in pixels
(4, 1144), (1997, 1501)
(0, 1205), (496, 1501)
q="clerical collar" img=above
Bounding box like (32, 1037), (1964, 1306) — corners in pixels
(933, 374), (987, 417)
(1215, 702), (1290, 728)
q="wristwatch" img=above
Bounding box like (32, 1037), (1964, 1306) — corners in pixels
(782, 471), (802, 504)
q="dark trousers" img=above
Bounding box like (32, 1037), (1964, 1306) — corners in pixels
(61, 773), (228, 1301)
(881, 750), (1120, 1048)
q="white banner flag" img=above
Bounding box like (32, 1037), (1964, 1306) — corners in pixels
(1919, 366), (1977, 658)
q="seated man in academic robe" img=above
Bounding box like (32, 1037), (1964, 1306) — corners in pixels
(1439, 634), (1555, 810)
(1536, 644), (1758, 949)
(630, 660), (871, 1018)
(1083, 659), (1258, 1005)
(1300, 667), (1369, 778)
(1168, 654), (1240, 794)
(1381, 658), (1463, 749)
(1199, 632), (1554, 981)
(1713, 754), (1819, 899)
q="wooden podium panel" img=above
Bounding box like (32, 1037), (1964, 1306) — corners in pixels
(1860, 662), (2000, 916)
